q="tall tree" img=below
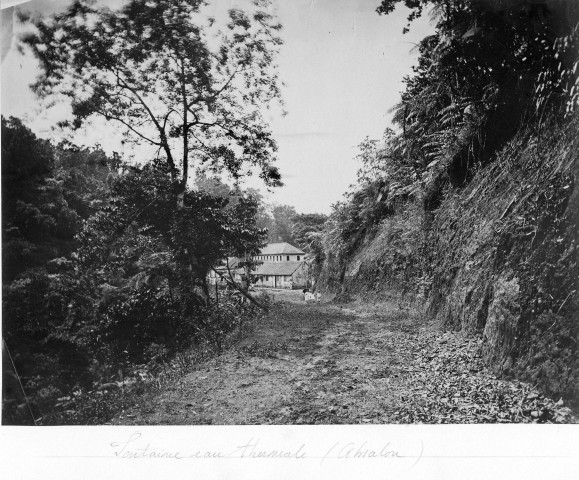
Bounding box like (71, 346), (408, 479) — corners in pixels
(21, 0), (284, 202)
(1, 116), (118, 281)
(270, 204), (297, 243)
(291, 213), (327, 252)
(291, 212), (327, 276)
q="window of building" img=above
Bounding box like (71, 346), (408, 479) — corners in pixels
(287, 256), (290, 261)
(297, 256), (300, 261)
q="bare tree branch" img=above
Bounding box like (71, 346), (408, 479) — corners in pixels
(211, 259), (268, 310)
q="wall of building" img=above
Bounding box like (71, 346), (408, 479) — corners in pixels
(208, 270), (226, 285)
(255, 275), (275, 288)
(255, 275), (294, 289)
(255, 254), (303, 262)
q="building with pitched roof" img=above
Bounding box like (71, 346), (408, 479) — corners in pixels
(208, 242), (309, 289)
(254, 242), (305, 263)
(253, 260), (308, 289)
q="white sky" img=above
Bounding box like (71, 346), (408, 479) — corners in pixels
(1, 0), (432, 214)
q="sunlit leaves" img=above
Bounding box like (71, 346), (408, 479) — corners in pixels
(20, 0), (284, 188)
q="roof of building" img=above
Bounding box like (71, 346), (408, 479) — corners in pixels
(226, 257), (240, 268)
(213, 257), (242, 275)
(259, 242), (305, 255)
(254, 261), (305, 276)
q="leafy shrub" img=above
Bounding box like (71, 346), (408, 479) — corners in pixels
(2, 119), (270, 425)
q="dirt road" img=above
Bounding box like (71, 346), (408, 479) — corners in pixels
(114, 290), (574, 424)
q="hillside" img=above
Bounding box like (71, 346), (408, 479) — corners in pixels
(318, 118), (578, 403)
(314, 0), (579, 406)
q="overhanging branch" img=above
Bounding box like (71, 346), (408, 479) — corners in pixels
(211, 260), (268, 310)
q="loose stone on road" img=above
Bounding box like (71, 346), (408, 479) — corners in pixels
(114, 290), (574, 424)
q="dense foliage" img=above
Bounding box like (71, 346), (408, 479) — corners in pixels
(20, 0), (284, 195)
(2, 116), (269, 425)
(3, 116), (116, 424)
(316, 0), (578, 402)
(2, 116), (119, 282)
(291, 213), (328, 272)
(3, 0), (287, 425)
(321, 0), (578, 285)
(377, 0), (579, 209)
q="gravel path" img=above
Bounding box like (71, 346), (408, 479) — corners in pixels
(113, 291), (575, 424)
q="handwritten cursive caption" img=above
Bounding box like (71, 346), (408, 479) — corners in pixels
(110, 432), (422, 466)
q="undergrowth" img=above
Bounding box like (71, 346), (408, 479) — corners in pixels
(3, 291), (270, 425)
(317, 115), (578, 404)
